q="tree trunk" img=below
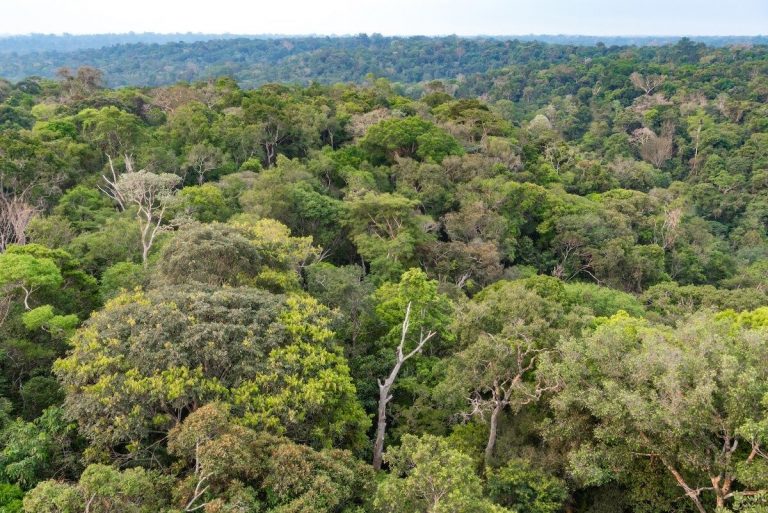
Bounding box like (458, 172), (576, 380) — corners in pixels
(373, 356), (403, 471)
(372, 381), (392, 471)
(484, 400), (503, 465)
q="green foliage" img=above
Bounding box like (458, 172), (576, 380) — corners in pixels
(21, 305), (77, 335)
(551, 310), (768, 512)
(0, 407), (80, 489)
(485, 459), (567, 513)
(75, 106), (144, 155)
(374, 268), (453, 350)
(67, 215), (142, 275)
(361, 116), (462, 164)
(167, 403), (375, 513)
(235, 297), (370, 450)
(563, 281), (645, 317)
(23, 464), (172, 513)
(53, 186), (115, 233)
(345, 193), (430, 281)
(0, 482), (23, 513)
(55, 287), (367, 454)
(173, 183), (232, 222)
(375, 434), (511, 513)
(99, 262), (147, 299)
(1, 38), (768, 513)
(152, 222), (263, 287)
(0, 252), (63, 309)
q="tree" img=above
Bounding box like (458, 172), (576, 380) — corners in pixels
(0, 194), (36, 252)
(168, 403), (374, 513)
(0, 482), (23, 513)
(57, 66), (103, 101)
(441, 279), (567, 464)
(173, 184), (232, 223)
(183, 142), (224, 185)
(551, 310), (768, 513)
(629, 72), (666, 96)
(242, 86), (324, 167)
(373, 302), (436, 470)
(52, 186), (115, 234)
(230, 216), (320, 292)
(234, 297), (370, 450)
(485, 459), (567, 513)
(305, 263), (374, 350)
(152, 222), (261, 287)
(0, 251), (62, 310)
(76, 107), (144, 156)
(443, 334), (556, 465)
(110, 170), (181, 265)
(67, 216), (142, 276)
(345, 191), (431, 281)
(55, 287), (367, 453)
(371, 269), (452, 470)
(361, 116), (462, 164)
(165, 101), (216, 151)
(632, 124), (674, 168)
(0, 407), (81, 489)
(374, 434), (511, 513)
(23, 464), (172, 513)
(420, 240), (503, 291)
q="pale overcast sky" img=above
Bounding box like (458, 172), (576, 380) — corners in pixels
(0, 0), (765, 36)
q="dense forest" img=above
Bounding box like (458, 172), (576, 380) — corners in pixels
(0, 33), (253, 55)
(1, 34), (768, 86)
(3, 33), (767, 56)
(0, 37), (767, 512)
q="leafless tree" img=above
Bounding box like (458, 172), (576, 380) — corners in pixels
(0, 295), (11, 329)
(0, 173), (39, 252)
(633, 123), (675, 168)
(716, 93), (745, 123)
(184, 143), (223, 185)
(655, 206), (683, 250)
(182, 441), (214, 512)
(111, 170), (181, 265)
(630, 72), (666, 96)
(372, 302), (436, 470)
(690, 120), (703, 176)
(348, 108), (394, 139)
(57, 66), (103, 102)
(98, 154), (136, 211)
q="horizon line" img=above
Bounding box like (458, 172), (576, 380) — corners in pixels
(0, 32), (765, 39)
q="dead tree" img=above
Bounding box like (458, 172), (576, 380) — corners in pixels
(630, 72), (666, 96)
(633, 123), (675, 168)
(655, 206), (683, 250)
(372, 302), (436, 470)
(114, 171), (180, 266)
(98, 154), (134, 211)
(0, 172), (39, 252)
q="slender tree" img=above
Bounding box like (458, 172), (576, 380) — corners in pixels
(372, 302), (436, 471)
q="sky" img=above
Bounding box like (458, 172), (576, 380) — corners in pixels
(0, 0), (766, 36)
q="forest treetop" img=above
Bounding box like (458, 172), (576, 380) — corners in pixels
(1, 35), (767, 87)
(0, 35), (766, 512)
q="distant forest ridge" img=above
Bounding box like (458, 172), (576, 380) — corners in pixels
(0, 33), (767, 87)
(1, 33), (767, 54)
